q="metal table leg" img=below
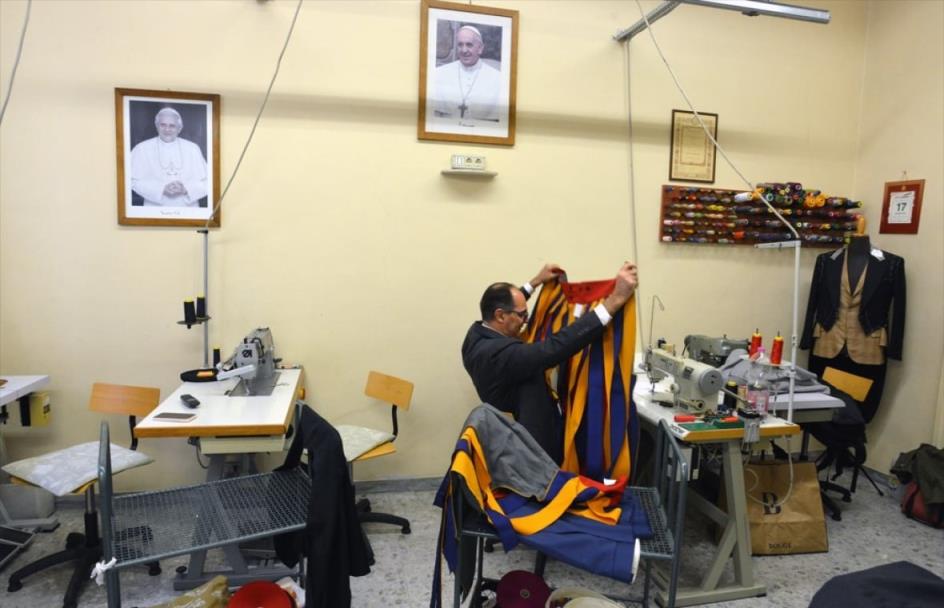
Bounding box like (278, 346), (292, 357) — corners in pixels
(663, 440), (767, 606)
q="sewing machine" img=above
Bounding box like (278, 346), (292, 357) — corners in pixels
(645, 347), (723, 411)
(684, 334), (749, 368)
(223, 327), (280, 397)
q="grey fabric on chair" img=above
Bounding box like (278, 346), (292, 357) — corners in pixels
(441, 414), (687, 608)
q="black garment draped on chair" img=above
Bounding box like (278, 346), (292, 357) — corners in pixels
(274, 405), (371, 608)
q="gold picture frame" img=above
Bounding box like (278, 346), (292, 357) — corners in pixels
(115, 88), (221, 227)
(669, 109), (718, 184)
(418, 0), (518, 146)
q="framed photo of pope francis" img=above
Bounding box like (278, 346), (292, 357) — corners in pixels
(418, 0), (518, 146)
(115, 88), (221, 227)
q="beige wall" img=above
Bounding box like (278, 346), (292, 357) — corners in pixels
(1, 1), (939, 491)
(852, 0), (944, 467)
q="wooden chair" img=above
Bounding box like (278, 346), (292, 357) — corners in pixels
(342, 371), (414, 546)
(5, 383), (160, 608)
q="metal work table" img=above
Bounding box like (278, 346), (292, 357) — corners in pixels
(132, 368), (304, 589)
(135, 369), (303, 476)
(633, 373), (840, 607)
(1, 375), (58, 531)
(0, 375), (53, 570)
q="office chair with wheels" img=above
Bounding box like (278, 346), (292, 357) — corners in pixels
(4, 383), (161, 608)
(336, 371), (413, 554)
(806, 367), (884, 521)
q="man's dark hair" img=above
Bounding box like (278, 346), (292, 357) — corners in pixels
(480, 282), (516, 321)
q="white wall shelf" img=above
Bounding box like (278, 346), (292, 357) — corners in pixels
(441, 169), (497, 178)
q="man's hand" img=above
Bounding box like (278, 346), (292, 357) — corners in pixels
(162, 181), (187, 197)
(529, 263), (563, 289)
(603, 262), (638, 315)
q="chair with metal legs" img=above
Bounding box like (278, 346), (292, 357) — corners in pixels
(450, 419), (687, 608)
(4, 383), (161, 608)
(337, 371), (414, 563)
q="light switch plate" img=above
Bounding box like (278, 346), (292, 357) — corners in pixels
(451, 154), (487, 170)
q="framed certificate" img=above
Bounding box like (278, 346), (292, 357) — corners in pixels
(879, 179), (924, 234)
(669, 109), (718, 183)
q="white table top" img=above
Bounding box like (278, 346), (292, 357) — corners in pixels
(135, 369), (302, 439)
(0, 375), (50, 407)
(768, 390), (843, 413)
(633, 374), (800, 443)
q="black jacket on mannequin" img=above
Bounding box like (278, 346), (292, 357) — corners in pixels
(800, 247), (906, 360)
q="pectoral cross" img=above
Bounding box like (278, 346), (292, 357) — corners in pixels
(458, 102), (468, 118)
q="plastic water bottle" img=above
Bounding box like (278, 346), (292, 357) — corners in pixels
(746, 348), (771, 416)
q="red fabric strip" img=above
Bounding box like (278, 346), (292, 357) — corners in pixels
(561, 279), (616, 304)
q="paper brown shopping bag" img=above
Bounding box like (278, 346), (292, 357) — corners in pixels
(744, 461), (828, 555)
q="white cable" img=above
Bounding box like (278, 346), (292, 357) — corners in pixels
(627, 0), (800, 508)
(204, 0), (305, 228)
(0, 0), (32, 126)
(90, 558), (117, 585)
(623, 42), (647, 350)
(743, 436), (795, 509)
(631, 0), (798, 240)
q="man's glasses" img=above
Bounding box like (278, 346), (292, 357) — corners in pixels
(503, 308), (528, 321)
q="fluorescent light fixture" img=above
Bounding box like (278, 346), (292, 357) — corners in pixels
(615, 0), (829, 42)
(685, 0), (830, 24)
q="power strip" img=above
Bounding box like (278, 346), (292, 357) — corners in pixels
(451, 154), (487, 171)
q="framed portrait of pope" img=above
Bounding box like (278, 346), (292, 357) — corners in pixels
(115, 88), (221, 227)
(418, 0), (518, 146)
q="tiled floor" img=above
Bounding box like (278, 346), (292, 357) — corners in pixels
(1, 469), (942, 607)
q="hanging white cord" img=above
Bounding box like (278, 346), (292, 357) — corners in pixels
(742, 439), (795, 509)
(631, 0), (798, 240)
(204, 0), (304, 228)
(631, 0), (801, 424)
(623, 42), (646, 349)
(628, 0), (799, 505)
(0, 0), (32, 126)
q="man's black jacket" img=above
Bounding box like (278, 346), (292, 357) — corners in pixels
(461, 311), (606, 462)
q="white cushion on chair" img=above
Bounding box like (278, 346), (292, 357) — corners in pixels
(2, 441), (152, 497)
(335, 425), (394, 462)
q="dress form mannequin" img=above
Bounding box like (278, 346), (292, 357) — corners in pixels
(847, 234), (870, 289)
(801, 214), (906, 423)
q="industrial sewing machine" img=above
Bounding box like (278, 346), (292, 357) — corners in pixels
(684, 334), (749, 368)
(645, 347), (724, 411)
(221, 327), (280, 396)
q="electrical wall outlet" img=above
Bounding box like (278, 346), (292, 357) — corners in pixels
(451, 154), (487, 171)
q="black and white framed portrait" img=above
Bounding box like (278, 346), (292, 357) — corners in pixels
(418, 0), (518, 146)
(115, 88), (220, 227)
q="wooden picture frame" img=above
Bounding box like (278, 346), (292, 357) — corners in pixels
(669, 109), (718, 183)
(418, 0), (518, 146)
(879, 179), (924, 234)
(115, 88), (221, 227)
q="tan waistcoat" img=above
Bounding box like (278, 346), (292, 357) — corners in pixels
(812, 256), (886, 364)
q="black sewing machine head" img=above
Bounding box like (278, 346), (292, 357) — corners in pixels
(684, 334), (749, 368)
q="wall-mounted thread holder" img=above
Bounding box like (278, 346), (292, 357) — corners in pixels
(660, 183), (863, 246)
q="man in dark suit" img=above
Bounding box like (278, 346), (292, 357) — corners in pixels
(461, 262), (638, 462)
